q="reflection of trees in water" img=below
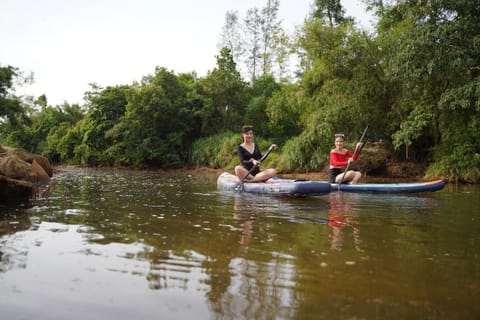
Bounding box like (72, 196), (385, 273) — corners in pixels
(0, 210), (32, 237)
(142, 247), (298, 318)
(205, 193), (300, 318)
(0, 206), (33, 273)
(145, 249), (210, 291)
(1, 168), (454, 319)
(213, 256), (297, 319)
(140, 193), (303, 318)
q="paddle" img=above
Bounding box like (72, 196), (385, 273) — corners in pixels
(235, 144), (276, 192)
(338, 125), (369, 186)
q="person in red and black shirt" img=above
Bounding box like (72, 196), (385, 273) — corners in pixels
(329, 133), (363, 184)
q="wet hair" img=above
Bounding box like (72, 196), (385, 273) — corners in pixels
(241, 125), (253, 134)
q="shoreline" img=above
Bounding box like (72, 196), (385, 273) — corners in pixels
(54, 165), (435, 183)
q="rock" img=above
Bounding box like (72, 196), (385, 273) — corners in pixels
(0, 175), (35, 200)
(0, 145), (53, 200)
(2, 146), (33, 163)
(32, 158), (50, 180)
(0, 155), (36, 182)
(32, 155), (53, 177)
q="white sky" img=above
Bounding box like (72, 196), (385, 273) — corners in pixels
(0, 0), (374, 106)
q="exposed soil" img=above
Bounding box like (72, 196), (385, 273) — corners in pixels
(55, 146), (432, 183)
(166, 160), (429, 183)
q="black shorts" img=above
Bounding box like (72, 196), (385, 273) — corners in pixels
(329, 168), (342, 183)
(243, 165), (260, 176)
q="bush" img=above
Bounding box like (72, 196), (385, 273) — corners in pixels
(426, 145), (480, 183)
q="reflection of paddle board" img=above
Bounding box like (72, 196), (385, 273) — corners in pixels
(217, 172), (331, 196)
(330, 180), (446, 193)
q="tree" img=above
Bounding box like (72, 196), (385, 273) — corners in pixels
(362, 0), (480, 181)
(198, 48), (248, 136)
(244, 75), (282, 137)
(272, 27), (293, 82)
(243, 7), (263, 82)
(219, 1), (294, 83)
(106, 67), (195, 166)
(259, 0), (282, 77)
(241, 0), (285, 82)
(72, 85), (131, 165)
(218, 10), (244, 65)
(0, 65), (26, 126)
(313, 0), (350, 27)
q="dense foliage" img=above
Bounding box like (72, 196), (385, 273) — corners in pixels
(1, 0), (479, 182)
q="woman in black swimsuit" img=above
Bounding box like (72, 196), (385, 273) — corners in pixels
(234, 125), (278, 182)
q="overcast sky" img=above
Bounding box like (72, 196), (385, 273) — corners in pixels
(0, 0), (374, 106)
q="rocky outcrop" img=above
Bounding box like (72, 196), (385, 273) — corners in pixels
(0, 145), (53, 201)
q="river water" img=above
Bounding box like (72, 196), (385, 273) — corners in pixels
(0, 167), (479, 319)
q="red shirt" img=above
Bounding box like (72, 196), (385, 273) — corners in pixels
(330, 149), (358, 168)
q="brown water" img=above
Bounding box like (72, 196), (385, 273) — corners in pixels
(0, 167), (479, 319)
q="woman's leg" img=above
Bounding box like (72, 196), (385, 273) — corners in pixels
(335, 170), (361, 184)
(252, 168), (277, 182)
(335, 172), (348, 184)
(351, 170), (362, 184)
(235, 165), (253, 181)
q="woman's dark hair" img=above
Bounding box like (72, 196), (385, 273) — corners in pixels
(241, 125), (253, 133)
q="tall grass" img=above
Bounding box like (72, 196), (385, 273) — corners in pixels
(189, 131), (280, 169)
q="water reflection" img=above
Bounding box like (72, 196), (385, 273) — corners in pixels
(0, 168), (478, 320)
(0, 204), (34, 273)
(209, 192), (333, 319)
(327, 192), (362, 252)
(146, 249), (209, 291)
(230, 193), (287, 245)
(0, 205), (33, 237)
(232, 194), (257, 246)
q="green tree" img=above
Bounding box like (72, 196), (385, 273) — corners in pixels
(313, 0), (349, 26)
(0, 67), (84, 156)
(0, 65), (27, 127)
(107, 67), (194, 166)
(371, 0), (480, 180)
(266, 82), (303, 142)
(299, 19), (377, 134)
(32, 103), (84, 153)
(72, 84), (130, 165)
(198, 47), (248, 136)
(35, 103), (85, 162)
(272, 7), (387, 171)
(245, 75), (282, 138)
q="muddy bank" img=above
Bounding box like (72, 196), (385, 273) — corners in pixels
(162, 162), (431, 183)
(54, 157), (432, 183)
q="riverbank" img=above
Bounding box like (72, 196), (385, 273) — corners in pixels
(53, 161), (433, 184)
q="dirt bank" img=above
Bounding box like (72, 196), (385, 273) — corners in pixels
(54, 157), (431, 183)
(166, 161), (430, 183)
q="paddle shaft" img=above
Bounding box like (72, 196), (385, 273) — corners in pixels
(338, 126), (369, 185)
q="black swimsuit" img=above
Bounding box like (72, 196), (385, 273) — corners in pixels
(238, 144), (262, 176)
